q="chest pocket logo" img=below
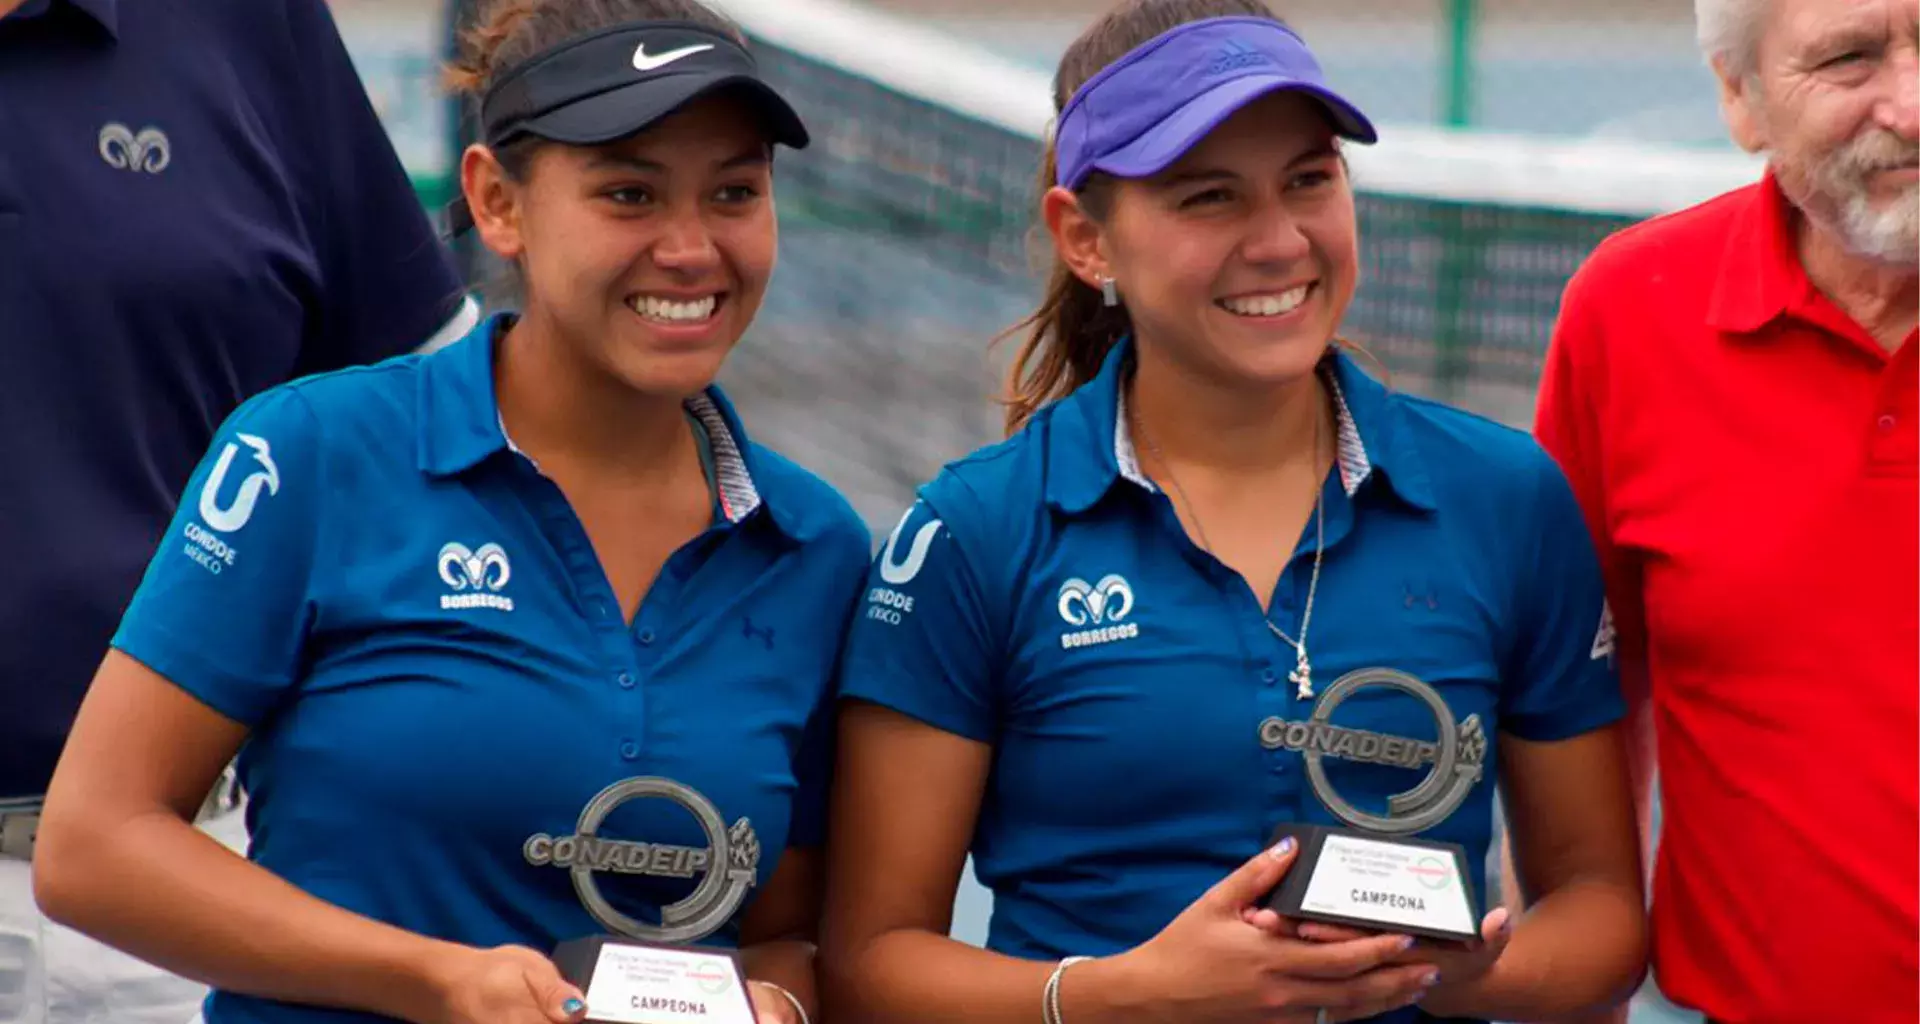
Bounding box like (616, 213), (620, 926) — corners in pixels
(198, 434), (279, 534)
(439, 543), (510, 591)
(439, 543), (514, 612)
(1058, 575), (1133, 625)
(98, 123), (171, 174)
(1057, 574), (1140, 649)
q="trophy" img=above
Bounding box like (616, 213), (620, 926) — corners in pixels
(527, 777), (764, 1023)
(1259, 667), (1488, 944)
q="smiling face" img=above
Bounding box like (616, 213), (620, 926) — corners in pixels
(466, 92), (778, 398)
(1721, 0), (1920, 263)
(1075, 91), (1359, 389)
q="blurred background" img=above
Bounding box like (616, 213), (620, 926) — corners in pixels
(333, 0), (1760, 531)
(877, 0), (1734, 143)
(335, 0), (1739, 194)
(329, 1), (1742, 1020)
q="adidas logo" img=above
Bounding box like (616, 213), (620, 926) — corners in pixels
(1208, 39), (1271, 75)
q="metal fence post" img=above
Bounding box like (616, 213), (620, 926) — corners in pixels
(1434, 0), (1481, 401)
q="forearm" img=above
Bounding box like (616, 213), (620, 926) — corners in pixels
(1420, 880), (1646, 1021)
(742, 939), (818, 1018)
(36, 808), (459, 1022)
(825, 929), (1148, 1024)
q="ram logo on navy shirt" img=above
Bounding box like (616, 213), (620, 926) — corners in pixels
(97, 122), (173, 174)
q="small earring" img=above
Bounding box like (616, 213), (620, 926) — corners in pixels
(1100, 276), (1119, 307)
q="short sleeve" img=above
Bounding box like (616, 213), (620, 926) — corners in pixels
(1497, 452), (1627, 741)
(111, 386), (326, 726)
(279, 0), (468, 372)
(836, 498), (1000, 744)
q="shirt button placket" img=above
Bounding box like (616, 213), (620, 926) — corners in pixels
(619, 607), (663, 762)
(1253, 611), (1294, 780)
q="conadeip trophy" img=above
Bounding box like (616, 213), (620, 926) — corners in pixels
(534, 777), (763, 1023)
(1260, 667), (1488, 944)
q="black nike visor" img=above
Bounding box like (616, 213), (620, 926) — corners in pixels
(477, 20), (810, 152)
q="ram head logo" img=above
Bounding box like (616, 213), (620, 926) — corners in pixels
(1057, 574), (1134, 626)
(438, 542), (511, 592)
(98, 123), (171, 174)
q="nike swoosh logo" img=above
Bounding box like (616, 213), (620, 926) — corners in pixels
(632, 42), (714, 72)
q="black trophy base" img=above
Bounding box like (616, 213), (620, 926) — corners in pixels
(1261, 822), (1481, 945)
(551, 935), (756, 1024)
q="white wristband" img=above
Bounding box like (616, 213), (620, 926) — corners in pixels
(752, 980), (809, 1024)
(1042, 956), (1094, 1024)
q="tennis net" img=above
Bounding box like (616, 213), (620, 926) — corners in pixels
(451, 0), (1765, 534)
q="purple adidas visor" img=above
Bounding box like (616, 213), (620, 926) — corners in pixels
(1054, 17), (1377, 190)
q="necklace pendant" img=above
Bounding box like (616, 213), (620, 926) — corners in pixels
(1290, 652), (1314, 700)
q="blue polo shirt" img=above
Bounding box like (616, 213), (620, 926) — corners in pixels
(840, 339), (1622, 1023)
(0, 0), (468, 800)
(110, 314), (871, 1023)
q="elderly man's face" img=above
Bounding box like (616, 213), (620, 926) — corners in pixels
(1724, 0), (1919, 264)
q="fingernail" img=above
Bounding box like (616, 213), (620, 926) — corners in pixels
(1398, 935), (1416, 952)
(562, 998), (585, 1015)
(1270, 837), (1296, 858)
(1498, 909), (1515, 934)
(1423, 969), (1441, 986)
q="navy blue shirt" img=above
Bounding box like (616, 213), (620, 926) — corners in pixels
(111, 314), (871, 1023)
(0, 0), (468, 799)
(840, 339), (1623, 1023)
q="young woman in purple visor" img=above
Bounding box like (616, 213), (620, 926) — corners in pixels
(819, 3), (1647, 1023)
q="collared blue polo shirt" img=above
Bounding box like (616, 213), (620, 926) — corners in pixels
(111, 314), (871, 1024)
(840, 339), (1622, 1023)
(0, 0), (468, 800)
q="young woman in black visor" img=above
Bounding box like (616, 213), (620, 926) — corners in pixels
(29, 3), (866, 1024)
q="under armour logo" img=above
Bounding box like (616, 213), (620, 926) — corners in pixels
(98, 123), (171, 174)
(742, 617), (775, 650)
(1402, 579), (1438, 611)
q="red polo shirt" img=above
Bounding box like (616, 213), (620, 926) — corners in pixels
(1536, 172), (1918, 1024)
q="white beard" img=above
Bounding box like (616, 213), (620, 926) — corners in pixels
(1834, 177), (1920, 265)
(1785, 127), (1920, 267)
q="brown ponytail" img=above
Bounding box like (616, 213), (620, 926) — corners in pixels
(996, 0), (1289, 436)
(998, 145), (1129, 435)
(442, 0), (539, 98)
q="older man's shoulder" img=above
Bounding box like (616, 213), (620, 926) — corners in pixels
(173, 0), (354, 62)
(1573, 179), (1763, 291)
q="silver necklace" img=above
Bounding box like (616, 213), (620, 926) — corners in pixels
(1135, 404), (1328, 700)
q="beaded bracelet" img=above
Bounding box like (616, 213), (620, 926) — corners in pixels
(1042, 956), (1094, 1024)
